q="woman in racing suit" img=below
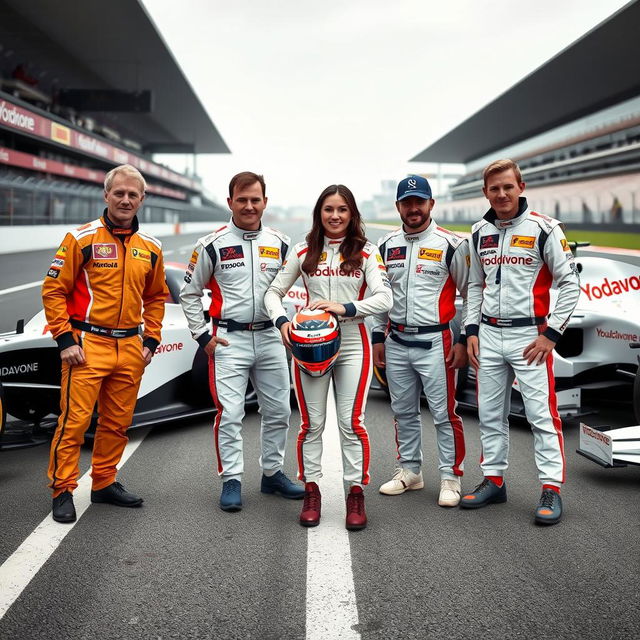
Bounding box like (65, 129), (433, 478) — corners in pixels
(264, 184), (392, 530)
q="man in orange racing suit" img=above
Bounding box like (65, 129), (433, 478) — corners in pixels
(42, 164), (168, 523)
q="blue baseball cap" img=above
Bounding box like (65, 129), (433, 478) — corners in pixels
(396, 175), (432, 201)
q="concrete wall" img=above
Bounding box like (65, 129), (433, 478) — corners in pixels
(0, 222), (218, 255)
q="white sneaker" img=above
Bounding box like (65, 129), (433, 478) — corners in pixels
(379, 468), (424, 495)
(438, 477), (461, 507)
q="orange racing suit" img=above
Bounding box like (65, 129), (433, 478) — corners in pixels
(42, 212), (167, 496)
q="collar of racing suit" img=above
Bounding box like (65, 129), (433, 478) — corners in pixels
(102, 209), (139, 237)
(324, 236), (345, 248)
(402, 217), (437, 242)
(228, 218), (263, 241)
(483, 196), (528, 229)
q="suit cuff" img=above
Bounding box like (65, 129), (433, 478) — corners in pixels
(457, 334), (467, 346)
(196, 332), (213, 348)
(543, 327), (561, 343)
(343, 302), (357, 317)
(55, 332), (76, 351)
(275, 315), (289, 329)
(142, 337), (159, 354)
(466, 324), (479, 337)
(372, 331), (386, 345)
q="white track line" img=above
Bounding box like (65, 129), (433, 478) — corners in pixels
(0, 427), (150, 620)
(0, 281), (42, 297)
(306, 383), (361, 640)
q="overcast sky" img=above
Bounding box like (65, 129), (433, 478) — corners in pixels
(143, 0), (630, 209)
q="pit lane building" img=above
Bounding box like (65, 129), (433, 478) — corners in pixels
(0, 0), (229, 227)
(412, 0), (640, 228)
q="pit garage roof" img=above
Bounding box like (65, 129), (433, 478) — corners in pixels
(411, 1), (640, 164)
(0, 0), (229, 155)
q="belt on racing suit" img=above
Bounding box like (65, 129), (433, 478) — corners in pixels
(481, 314), (546, 328)
(70, 319), (140, 338)
(211, 318), (274, 332)
(390, 321), (449, 334)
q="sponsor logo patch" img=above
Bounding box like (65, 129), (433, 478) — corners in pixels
(132, 247), (151, 262)
(47, 268), (60, 278)
(220, 245), (244, 261)
(375, 253), (384, 264)
(319, 252), (327, 263)
(221, 261), (246, 270)
(51, 258), (65, 268)
(259, 246), (280, 260)
(561, 238), (571, 252)
(260, 262), (280, 273)
(465, 254), (471, 267)
(418, 248), (443, 261)
(510, 235), (536, 249)
(56, 245), (68, 257)
(387, 246), (407, 261)
(92, 243), (118, 260)
(480, 234), (499, 249)
(93, 262), (118, 268)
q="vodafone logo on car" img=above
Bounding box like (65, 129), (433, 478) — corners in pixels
(155, 342), (184, 354)
(581, 274), (640, 301)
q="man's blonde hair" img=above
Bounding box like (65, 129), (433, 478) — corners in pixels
(104, 164), (146, 193)
(483, 159), (522, 186)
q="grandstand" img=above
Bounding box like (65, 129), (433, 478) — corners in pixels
(411, 1), (640, 229)
(0, 0), (229, 226)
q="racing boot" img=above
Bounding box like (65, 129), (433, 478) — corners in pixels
(91, 482), (144, 507)
(379, 468), (424, 495)
(52, 491), (76, 523)
(219, 479), (242, 512)
(345, 486), (367, 531)
(438, 477), (462, 507)
(299, 482), (321, 527)
(534, 486), (563, 525)
(261, 470), (305, 499)
(459, 477), (507, 509)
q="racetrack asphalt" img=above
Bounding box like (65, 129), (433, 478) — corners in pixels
(0, 217), (639, 638)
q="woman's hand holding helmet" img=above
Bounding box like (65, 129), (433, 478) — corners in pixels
(308, 299), (346, 316)
(279, 321), (293, 349)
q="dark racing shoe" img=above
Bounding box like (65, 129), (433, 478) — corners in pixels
(52, 491), (76, 523)
(261, 470), (305, 499)
(300, 482), (321, 527)
(459, 478), (507, 509)
(91, 482), (144, 508)
(345, 486), (367, 531)
(535, 489), (563, 526)
(219, 479), (242, 512)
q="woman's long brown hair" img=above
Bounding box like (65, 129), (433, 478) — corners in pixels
(301, 184), (367, 276)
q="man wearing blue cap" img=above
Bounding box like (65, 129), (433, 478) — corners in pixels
(372, 175), (469, 507)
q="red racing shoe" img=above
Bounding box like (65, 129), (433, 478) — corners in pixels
(345, 486), (367, 531)
(300, 482), (321, 527)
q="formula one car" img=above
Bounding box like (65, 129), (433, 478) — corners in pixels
(577, 422), (640, 467)
(0, 264), (308, 449)
(372, 244), (640, 422)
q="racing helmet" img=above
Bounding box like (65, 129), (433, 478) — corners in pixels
(289, 309), (341, 377)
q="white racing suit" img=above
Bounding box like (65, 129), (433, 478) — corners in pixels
(466, 198), (580, 486)
(179, 220), (292, 481)
(372, 221), (469, 479)
(264, 238), (392, 485)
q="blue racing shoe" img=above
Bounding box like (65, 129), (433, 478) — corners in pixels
(535, 489), (563, 525)
(261, 470), (305, 499)
(459, 477), (507, 509)
(220, 479), (242, 512)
